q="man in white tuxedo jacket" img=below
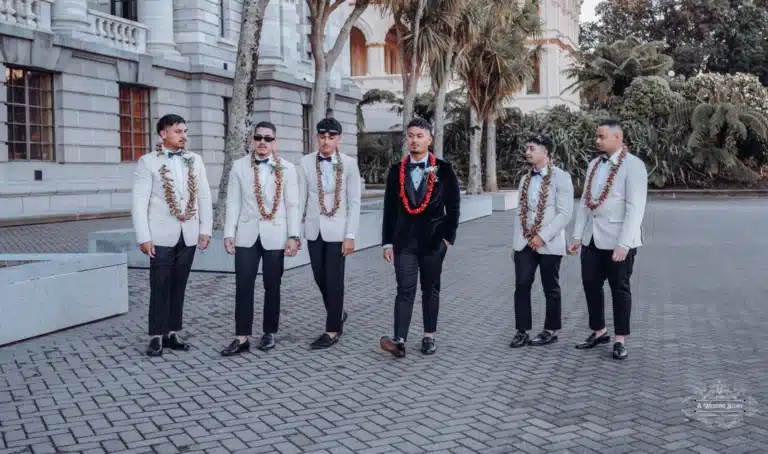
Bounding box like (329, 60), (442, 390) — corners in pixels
(509, 134), (574, 349)
(298, 118), (361, 350)
(220, 121), (300, 356)
(131, 114), (213, 357)
(568, 119), (648, 360)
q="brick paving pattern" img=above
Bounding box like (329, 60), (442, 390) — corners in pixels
(1, 200), (767, 453)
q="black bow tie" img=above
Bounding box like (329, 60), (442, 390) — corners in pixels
(318, 155), (332, 162)
(168, 151), (183, 158)
(257, 158), (269, 165)
(531, 169), (542, 176)
(407, 162), (425, 170)
(599, 153), (609, 163)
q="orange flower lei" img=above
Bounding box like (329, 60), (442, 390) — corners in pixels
(584, 146), (628, 210)
(399, 153), (436, 215)
(518, 164), (553, 240)
(155, 142), (198, 221)
(316, 150), (344, 217)
(251, 152), (283, 221)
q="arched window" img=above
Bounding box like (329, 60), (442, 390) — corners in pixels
(384, 26), (402, 74)
(527, 55), (541, 94)
(350, 27), (368, 76)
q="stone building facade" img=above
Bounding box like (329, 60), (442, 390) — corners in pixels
(0, 0), (361, 221)
(0, 0), (580, 221)
(350, 0), (582, 132)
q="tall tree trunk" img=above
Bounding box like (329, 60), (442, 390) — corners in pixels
(311, 45), (329, 138)
(213, 0), (271, 230)
(308, 0), (369, 132)
(399, 0), (427, 157)
(467, 108), (484, 194)
(432, 49), (453, 159)
(484, 113), (498, 192)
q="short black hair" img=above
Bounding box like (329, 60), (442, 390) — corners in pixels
(316, 117), (342, 134)
(527, 133), (553, 154)
(406, 117), (432, 135)
(598, 119), (623, 132)
(254, 121), (276, 135)
(156, 114), (186, 135)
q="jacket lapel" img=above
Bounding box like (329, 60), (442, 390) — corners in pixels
(404, 168), (420, 208)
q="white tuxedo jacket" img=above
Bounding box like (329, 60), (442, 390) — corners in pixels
(298, 151), (362, 242)
(224, 154), (301, 250)
(512, 166), (574, 256)
(573, 151), (648, 250)
(131, 151), (213, 247)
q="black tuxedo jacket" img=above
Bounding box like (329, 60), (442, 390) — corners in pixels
(381, 156), (461, 253)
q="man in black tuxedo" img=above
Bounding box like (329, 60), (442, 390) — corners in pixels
(379, 118), (461, 357)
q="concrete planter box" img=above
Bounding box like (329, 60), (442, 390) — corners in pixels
(90, 211), (385, 272)
(88, 195), (493, 273)
(489, 190), (520, 211)
(0, 253), (129, 346)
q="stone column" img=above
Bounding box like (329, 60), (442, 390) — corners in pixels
(366, 42), (385, 76)
(138, 0), (182, 57)
(51, 0), (90, 33)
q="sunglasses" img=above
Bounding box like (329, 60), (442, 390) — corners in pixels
(253, 135), (275, 142)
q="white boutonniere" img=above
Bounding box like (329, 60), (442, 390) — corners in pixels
(424, 165), (439, 182)
(269, 161), (284, 174)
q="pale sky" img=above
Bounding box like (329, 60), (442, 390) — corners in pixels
(579, 0), (602, 22)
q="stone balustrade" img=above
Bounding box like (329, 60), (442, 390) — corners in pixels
(87, 9), (147, 53)
(0, 0), (52, 30)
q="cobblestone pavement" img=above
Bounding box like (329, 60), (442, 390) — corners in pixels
(1, 200), (768, 453)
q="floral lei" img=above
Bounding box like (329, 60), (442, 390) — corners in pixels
(584, 146), (628, 210)
(399, 153), (437, 215)
(519, 164), (553, 240)
(155, 142), (198, 221)
(251, 151), (283, 221)
(316, 150), (344, 217)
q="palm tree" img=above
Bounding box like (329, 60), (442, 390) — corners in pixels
(380, 0), (462, 156)
(424, 0), (479, 158)
(669, 94), (768, 182)
(454, 0), (541, 193)
(564, 35), (674, 108)
(355, 89), (399, 133)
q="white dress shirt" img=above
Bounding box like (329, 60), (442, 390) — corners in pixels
(318, 153), (337, 193)
(254, 153), (278, 207)
(163, 147), (188, 212)
(524, 165), (548, 229)
(589, 152), (620, 200)
(409, 154), (429, 189)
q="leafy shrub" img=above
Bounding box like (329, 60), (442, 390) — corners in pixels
(618, 76), (683, 124)
(678, 73), (768, 113)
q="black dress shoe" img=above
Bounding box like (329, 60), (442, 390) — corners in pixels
(529, 330), (558, 346)
(146, 337), (163, 357)
(163, 333), (190, 351)
(509, 331), (529, 348)
(259, 333), (276, 351)
(575, 331), (610, 349)
(221, 339), (250, 356)
(310, 333), (339, 349)
(380, 336), (406, 358)
(421, 337), (436, 355)
(613, 342), (628, 360)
